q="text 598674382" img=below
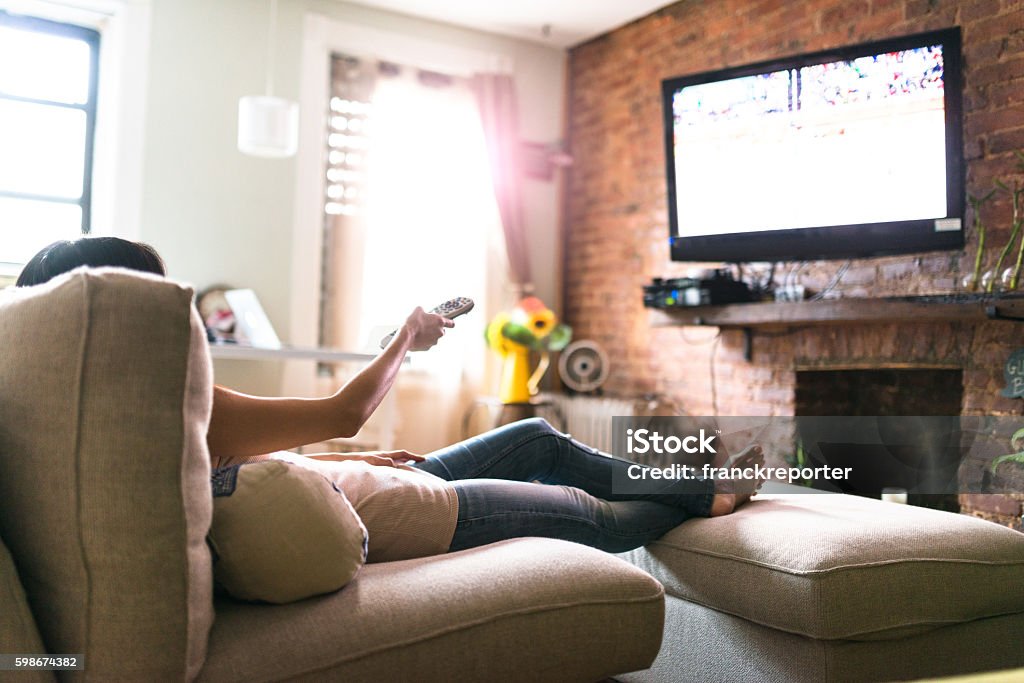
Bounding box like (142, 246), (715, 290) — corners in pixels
(0, 655), (83, 671)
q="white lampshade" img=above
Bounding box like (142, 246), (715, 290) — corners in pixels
(238, 95), (299, 158)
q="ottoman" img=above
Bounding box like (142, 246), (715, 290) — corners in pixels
(618, 492), (1024, 682)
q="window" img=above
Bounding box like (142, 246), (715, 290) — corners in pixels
(319, 55), (502, 355)
(317, 54), (507, 450)
(0, 10), (99, 273)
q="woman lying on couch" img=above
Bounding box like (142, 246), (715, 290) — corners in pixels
(17, 237), (763, 563)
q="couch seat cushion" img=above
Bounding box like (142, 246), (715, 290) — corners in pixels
(199, 538), (664, 683)
(620, 493), (1024, 641)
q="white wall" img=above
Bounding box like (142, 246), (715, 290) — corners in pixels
(138, 0), (566, 394)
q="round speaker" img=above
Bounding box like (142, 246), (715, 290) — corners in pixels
(558, 340), (610, 393)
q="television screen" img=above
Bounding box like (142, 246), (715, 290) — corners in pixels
(663, 28), (964, 262)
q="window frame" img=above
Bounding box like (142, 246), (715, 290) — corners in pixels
(0, 9), (101, 240)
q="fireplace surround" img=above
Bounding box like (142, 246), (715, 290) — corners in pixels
(646, 302), (1024, 529)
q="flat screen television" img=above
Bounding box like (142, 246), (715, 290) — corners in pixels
(663, 28), (964, 263)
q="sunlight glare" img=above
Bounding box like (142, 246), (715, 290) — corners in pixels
(0, 197), (81, 265)
(360, 74), (501, 374)
(0, 26), (90, 104)
(0, 99), (86, 199)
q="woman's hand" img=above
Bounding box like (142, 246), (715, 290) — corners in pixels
(308, 450), (426, 468)
(401, 307), (455, 351)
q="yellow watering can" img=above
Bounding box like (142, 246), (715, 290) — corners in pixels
(485, 297), (572, 404)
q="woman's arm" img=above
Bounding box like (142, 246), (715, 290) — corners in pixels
(206, 307), (453, 461)
(306, 450), (424, 468)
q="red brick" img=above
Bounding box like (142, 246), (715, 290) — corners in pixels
(966, 107), (1024, 140)
(988, 126), (1024, 154)
(959, 0), (1003, 22)
(988, 80), (1024, 108)
(967, 154), (1024, 186)
(963, 36), (1007, 69)
(905, 0), (959, 21)
(971, 56), (1024, 87)
(961, 493), (1024, 515)
(968, 7), (1024, 40)
(818, 0), (870, 30)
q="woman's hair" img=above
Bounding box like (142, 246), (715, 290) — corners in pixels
(16, 237), (166, 287)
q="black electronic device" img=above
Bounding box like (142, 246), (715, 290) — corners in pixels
(643, 270), (756, 309)
(662, 28), (964, 263)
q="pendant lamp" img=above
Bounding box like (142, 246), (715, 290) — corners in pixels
(238, 0), (298, 157)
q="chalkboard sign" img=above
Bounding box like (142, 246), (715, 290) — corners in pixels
(1000, 349), (1024, 398)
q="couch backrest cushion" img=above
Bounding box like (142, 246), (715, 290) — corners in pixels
(0, 268), (214, 680)
(0, 533), (54, 683)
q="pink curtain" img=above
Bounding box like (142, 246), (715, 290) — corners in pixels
(472, 73), (533, 293)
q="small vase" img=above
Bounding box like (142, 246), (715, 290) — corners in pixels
(1000, 267), (1020, 292)
(980, 269), (997, 293)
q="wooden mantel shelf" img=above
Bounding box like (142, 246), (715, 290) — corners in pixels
(649, 295), (1024, 329)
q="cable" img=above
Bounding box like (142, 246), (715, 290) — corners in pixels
(680, 327), (721, 345)
(811, 260), (851, 300)
(786, 260), (807, 290)
(765, 262), (777, 294)
(710, 332), (721, 415)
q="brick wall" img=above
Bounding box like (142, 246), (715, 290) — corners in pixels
(565, 0), (1024, 527)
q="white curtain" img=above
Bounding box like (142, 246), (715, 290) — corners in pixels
(348, 66), (506, 451)
(471, 73), (532, 294)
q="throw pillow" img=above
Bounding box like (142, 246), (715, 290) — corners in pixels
(208, 460), (368, 604)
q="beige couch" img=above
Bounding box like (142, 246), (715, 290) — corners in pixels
(0, 270), (664, 682)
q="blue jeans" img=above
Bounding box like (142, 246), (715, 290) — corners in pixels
(412, 418), (714, 554)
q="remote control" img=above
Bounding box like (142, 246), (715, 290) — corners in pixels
(379, 297), (475, 349)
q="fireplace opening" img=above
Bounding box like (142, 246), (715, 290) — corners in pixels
(795, 368), (963, 511)
(796, 369), (963, 417)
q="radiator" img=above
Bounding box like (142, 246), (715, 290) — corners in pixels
(540, 394), (636, 454)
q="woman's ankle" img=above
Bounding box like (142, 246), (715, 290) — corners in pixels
(709, 493), (736, 517)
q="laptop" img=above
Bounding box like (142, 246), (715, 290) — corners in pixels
(224, 288), (282, 349)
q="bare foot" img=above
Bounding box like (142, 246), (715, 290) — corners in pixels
(709, 444), (765, 517)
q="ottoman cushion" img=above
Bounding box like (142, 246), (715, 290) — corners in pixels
(620, 493), (1024, 640)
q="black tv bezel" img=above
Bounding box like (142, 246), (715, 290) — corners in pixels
(662, 27), (965, 263)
